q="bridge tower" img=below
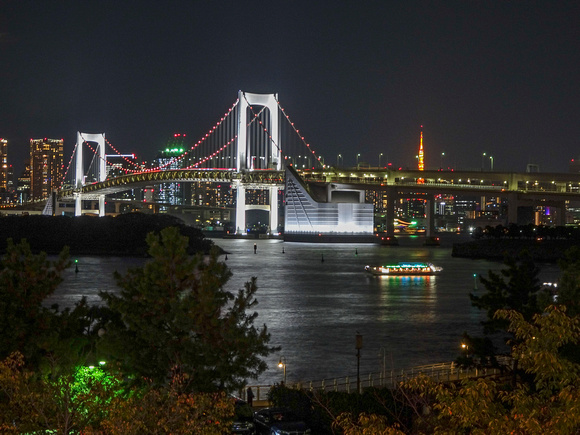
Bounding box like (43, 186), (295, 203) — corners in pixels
(235, 91), (282, 235)
(74, 132), (106, 217)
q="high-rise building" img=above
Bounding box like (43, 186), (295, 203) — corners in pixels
(154, 134), (187, 207)
(16, 165), (31, 204)
(30, 138), (64, 200)
(191, 182), (234, 207)
(0, 138), (7, 192)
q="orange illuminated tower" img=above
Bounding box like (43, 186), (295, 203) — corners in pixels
(418, 125), (425, 171)
(416, 126), (425, 184)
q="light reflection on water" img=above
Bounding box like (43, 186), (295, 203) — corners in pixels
(48, 235), (561, 387)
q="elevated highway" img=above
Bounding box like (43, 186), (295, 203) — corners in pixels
(300, 167), (580, 199)
(58, 166), (580, 200)
(39, 166), (580, 237)
(299, 167), (580, 236)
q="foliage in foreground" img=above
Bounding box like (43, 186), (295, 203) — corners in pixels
(333, 305), (580, 434)
(0, 230), (272, 432)
(0, 238), (89, 372)
(99, 226), (278, 393)
(0, 352), (235, 434)
(268, 382), (410, 434)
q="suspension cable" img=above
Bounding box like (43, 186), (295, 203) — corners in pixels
(275, 96), (325, 169)
(153, 98), (241, 171)
(71, 95), (322, 182)
(58, 138), (80, 189)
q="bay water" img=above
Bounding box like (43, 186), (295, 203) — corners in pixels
(47, 234), (560, 386)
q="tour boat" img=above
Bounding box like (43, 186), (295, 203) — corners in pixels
(364, 262), (442, 276)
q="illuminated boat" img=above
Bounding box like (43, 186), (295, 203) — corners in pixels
(364, 262), (442, 276)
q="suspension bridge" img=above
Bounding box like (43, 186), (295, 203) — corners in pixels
(42, 90), (580, 239)
(51, 91), (325, 235)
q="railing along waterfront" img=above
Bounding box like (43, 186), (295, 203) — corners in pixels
(240, 358), (512, 403)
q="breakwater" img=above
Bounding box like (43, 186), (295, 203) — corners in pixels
(451, 239), (579, 262)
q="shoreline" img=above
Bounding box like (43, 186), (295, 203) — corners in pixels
(451, 238), (579, 262)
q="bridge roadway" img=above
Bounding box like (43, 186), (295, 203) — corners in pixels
(60, 167), (580, 203)
(300, 167), (580, 200)
(58, 169), (285, 198)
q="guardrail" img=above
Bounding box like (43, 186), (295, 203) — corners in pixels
(240, 358), (513, 403)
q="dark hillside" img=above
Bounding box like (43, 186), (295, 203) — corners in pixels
(0, 213), (215, 256)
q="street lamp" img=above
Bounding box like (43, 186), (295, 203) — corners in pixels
(440, 152), (445, 170)
(481, 152), (486, 171)
(337, 154), (342, 167)
(356, 153), (361, 165)
(278, 357), (287, 384)
(461, 342), (469, 358)
(489, 155), (494, 171)
(379, 153), (383, 168)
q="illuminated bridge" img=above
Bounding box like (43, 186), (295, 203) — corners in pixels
(52, 91), (321, 234)
(42, 90), (580, 238)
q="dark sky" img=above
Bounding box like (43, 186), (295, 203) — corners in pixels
(1, 0), (579, 175)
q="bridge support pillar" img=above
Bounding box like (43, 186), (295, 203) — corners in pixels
(75, 194), (82, 216)
(99, 195), (105, 217)
(235, 181), (246, 235)
(425, 196), (435, 238)
(555, 201), (566, 226)
(269, 186), (278, 234)
(385, 186), (397, 239)
(507, 192), (518, 225)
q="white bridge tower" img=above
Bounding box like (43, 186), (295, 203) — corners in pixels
(235, 91), (282, 235)
(74, 132), (106, 217)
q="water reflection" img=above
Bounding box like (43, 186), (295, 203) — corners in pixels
(46, 235), (561, 387)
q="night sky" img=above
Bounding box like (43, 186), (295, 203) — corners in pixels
(1, 1), (579, 176)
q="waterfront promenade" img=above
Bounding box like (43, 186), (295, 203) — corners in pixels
(241, 358), (512, 407)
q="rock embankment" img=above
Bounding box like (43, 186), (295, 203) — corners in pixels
(452, 239), (579, 262)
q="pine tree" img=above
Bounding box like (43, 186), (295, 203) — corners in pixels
(465, 251), (544, 369)
(0, 238), (70, 368)
(99, 226), (277, 392)
(470, 250), (542, 335)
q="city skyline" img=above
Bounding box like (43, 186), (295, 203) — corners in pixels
(1, 1), (579, 176)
